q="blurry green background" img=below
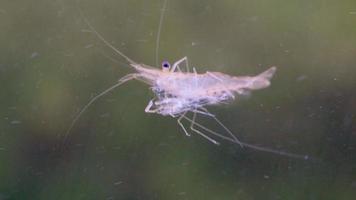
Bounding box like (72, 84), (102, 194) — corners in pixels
(0, 0), (355, 199)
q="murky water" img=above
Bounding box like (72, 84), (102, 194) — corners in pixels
(0, 0), (355, 199)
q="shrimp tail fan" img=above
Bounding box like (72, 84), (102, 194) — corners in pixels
(250, 66), (277, 90)
(259, 66), (276, 80)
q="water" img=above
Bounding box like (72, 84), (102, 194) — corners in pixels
(0, 0), (355, 199)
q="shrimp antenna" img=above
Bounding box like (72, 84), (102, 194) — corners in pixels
(78, 9), (138, 65)
(155, 0), (169, 66)
(64, 74), (136, 141)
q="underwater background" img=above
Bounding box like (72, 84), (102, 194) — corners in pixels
(0, 0), (355, 199)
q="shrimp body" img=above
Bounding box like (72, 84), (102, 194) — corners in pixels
(147, 66), (277, 116)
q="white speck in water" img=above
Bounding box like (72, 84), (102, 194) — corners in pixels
(114, 181), (123, 185)
(215, 48), (223, 53)
(30, 52), (39, 59)
(158, 142), (169, 146)
(351, 181), (356, 187)
(264, 175), (270, 179)
(112, 146), (121, 150)
(296, 75), (307, 81)
(64, 53), (74, 57)
(81, 29), (91, 33)
(248, 16), (259, 22)
(84, 44), (94, 48)
(136, 39), (148, 43)
(11, 120), (21, 125)
(100, 113), (111, 118)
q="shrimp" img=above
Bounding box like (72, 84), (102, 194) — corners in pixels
(66, 5), (310, 160)
(146, 65), (277, 117)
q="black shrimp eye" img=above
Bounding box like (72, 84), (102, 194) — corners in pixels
(162, 61), (170, 69)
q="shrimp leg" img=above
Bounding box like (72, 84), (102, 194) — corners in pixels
(182, 113), (310, 159)
(185, 108), (242, 146)
(182, 114), (238, 143)
(189, 111), (219, 145)
(192, 109), (215, 117)
(177, 112), (191, 136)
(145, 101), (191, 137)
(144, 99), (158, 113)
(199, 107), (243, 147)
(171, 56), (189, 72)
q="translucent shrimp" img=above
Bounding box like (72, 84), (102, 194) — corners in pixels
(66, 6), (310, 160)
(147, 66), (277, 117)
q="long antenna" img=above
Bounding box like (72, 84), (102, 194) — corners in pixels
(64, 74), (136, 141)
(78, 8), (138, 65)
(155, 0), (169, 66)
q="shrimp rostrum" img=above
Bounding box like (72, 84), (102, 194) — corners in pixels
(66, 14), (309, 160)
